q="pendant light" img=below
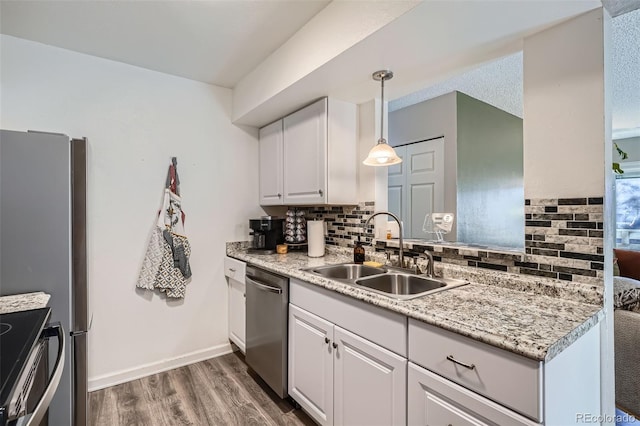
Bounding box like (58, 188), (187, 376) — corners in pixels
(363, 70), (402, 167)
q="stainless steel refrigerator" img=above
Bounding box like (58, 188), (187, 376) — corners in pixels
(0, 129), (88, 426)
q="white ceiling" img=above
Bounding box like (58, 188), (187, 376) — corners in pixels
(0, 0), (330, 88)
(230, 0), (602, 125)
(390, 8), (640, 135)
(0, 0), (634, 132)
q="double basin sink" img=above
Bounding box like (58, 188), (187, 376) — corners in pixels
(305, 263), (469, 300)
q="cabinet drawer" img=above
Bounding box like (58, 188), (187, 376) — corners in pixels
(224, 257), (246, 283)
(408, 319), (541, 422)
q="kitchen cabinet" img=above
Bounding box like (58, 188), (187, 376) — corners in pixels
(289, 304), (406, 426)
(258, 97), (357, 206)
(289, 304), (334, 425)
(409, 318), (541, 421)
(259, 120), (284, 206)
(288, 279), (407, 426)
(408, 318), (601, 425)
(224, 257), (246, 353)
(407, 362), (537, 426)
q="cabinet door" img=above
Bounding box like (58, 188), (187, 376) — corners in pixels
(259, 120), (284, 205)
(228, 278), (246, 353)
(288, 304), (334, 426)
(333, 326), (406, 426)
(283, 99), (327, 205)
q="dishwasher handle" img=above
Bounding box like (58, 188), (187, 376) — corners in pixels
(246, 276), (282, 294)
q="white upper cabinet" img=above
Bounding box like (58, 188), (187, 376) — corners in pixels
(258, 120), (284, 206)
(259, 98), (357, 206)
(283, 98), (327, 205)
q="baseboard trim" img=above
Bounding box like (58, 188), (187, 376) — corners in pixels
(88, 342), (234, 392)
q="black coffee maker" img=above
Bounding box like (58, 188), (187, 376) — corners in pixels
(249, 216), (284, 254)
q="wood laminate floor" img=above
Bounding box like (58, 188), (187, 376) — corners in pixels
(89, 351), (315, 426)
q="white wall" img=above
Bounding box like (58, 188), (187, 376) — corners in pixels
(523, 8), (614, 422)
(523, 9), (607, 199)
(0, 35), (263, 389)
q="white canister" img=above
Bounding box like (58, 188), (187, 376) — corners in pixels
(307, 220), (325, 257)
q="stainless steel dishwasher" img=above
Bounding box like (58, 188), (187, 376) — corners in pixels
(245, 265), (289, 399)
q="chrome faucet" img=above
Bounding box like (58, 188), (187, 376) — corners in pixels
(364, 211), (404, 269)
(420, 251), (435, 278)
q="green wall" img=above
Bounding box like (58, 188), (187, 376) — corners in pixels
(456, 92), (524, 249)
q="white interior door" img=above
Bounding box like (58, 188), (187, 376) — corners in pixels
(388, 138), (445, 238)
(387, 146), (406, 231)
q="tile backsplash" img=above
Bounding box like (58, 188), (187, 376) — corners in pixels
(522, 197), (604, 285)
(292, 197), (604, 287)
(293, 202), (376, 248)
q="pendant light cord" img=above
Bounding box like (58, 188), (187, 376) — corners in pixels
(379, 75), (385, 144)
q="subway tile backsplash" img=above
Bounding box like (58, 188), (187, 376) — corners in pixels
(292, 197), (604, 287)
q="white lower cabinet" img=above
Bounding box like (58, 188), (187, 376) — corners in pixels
(224, 257), (246, 353)
(289, 304), (334, 425)
(408, 362), (538, 426)
(286, 279), (601, 426)
(289, 304), (407, 426)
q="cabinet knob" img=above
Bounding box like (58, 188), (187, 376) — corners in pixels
(318, 189), (323, 196)
(325, 337), (330, 344)
(332, 342), (338, 349)
(277, 193), (282, 198)
(229, 268), (236, 272)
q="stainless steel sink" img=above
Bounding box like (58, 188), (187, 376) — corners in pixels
(355, 273), (469, 300)
(307, 263), (387, 280)
(304, 263), (469, 300)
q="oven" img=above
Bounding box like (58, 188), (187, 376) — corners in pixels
(0, 308), (65, 426)
(245, 265), (289, 399)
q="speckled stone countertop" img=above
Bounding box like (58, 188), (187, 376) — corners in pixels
(227, 242), (602, 362)
(0, 292), (50, 314)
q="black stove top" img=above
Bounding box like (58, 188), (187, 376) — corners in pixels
(0, 308), (50, 410)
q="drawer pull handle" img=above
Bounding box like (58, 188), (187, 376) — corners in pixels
(447, 355), (475, 370)
(229, 268), (236, 272)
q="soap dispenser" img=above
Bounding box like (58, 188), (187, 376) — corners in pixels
(353, 236), (365, 264)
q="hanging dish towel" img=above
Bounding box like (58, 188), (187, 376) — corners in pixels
(137, 158), (192, 298)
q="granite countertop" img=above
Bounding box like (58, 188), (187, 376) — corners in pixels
(227, 243), (602, 363)
(0, 292), (51, 314)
